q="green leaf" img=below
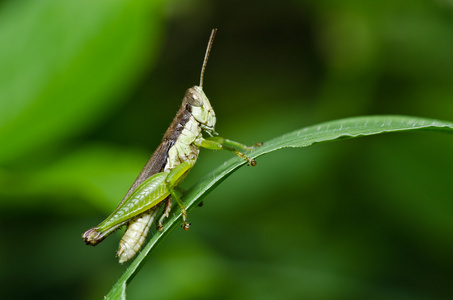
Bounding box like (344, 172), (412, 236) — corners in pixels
(0, 144), (150, 213)
(0, 0), (164, 164)
(105, 115), (453, 299)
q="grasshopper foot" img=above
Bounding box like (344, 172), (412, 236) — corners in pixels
(180, 207), (190, 231)
(182, 221), (191, 231)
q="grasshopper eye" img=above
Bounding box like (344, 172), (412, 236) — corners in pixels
(185, 88), (203, 107)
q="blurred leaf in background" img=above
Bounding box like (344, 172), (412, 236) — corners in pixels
(0, 0), (165, 298)
(1, 0), (453, 299)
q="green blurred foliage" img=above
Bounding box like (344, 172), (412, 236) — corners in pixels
(0, 0), (453, 299)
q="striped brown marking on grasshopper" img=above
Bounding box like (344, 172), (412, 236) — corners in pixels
(82, 29), (260, 262)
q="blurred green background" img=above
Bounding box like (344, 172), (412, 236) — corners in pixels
(1, 0), (453, 299)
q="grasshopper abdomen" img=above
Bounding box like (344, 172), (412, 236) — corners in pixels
(83, 29), (260, 262)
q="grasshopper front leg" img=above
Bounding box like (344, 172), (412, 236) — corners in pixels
(196, 136), (260, 166)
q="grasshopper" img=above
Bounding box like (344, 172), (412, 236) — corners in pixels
(82, 29), (259, 263)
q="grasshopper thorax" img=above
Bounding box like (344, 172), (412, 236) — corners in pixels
(184, 85), (216, 135)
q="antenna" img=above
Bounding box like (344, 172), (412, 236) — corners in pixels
(199, 28), (217, 88)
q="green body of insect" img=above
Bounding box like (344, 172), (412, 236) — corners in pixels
(82, 29), (259, 263)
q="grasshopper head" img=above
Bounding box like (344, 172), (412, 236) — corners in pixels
(184, 86), (216, 134)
